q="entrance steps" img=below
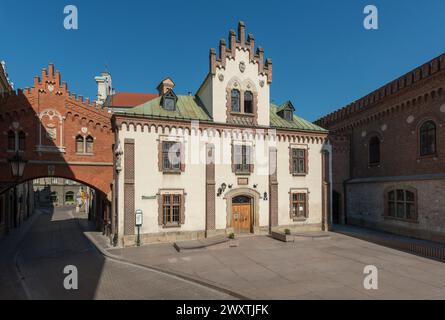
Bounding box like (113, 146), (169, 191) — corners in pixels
(272, 231), (331, 242)
(173, 235), (238, 252)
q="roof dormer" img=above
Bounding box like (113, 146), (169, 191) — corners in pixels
(161, 89), (178, 111)
(277, 101), (295, 122)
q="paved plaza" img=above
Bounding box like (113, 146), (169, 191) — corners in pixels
(1, 205), (444, 300)
(104, 229), (445, 300)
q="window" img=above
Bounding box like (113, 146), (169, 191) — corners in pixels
(369, 136), (380, 165)
(162, 90), (176, 111)
(283, 109), (293, 121)
(7, 130), (15, 150)
(234, 145), (252, 174)
(231, 89), (240, 112)
(162, 141), (181, 172)
(162, 194), (181, 226)
(65, 191), (75, 203)
(76, 135), (84, 153)
(163, 96), (176, 111)
(419, 121), (436, 156)
(86, 136), (94, 153)
(291, 192), (308, 219)
(387, 189), (417, 221)
(244, 91), (253, 114)
(49, 192), (58, 203)
(291, 148), (307, 175)
(18, 131), (25, 151)
(76, 135), (94, 154)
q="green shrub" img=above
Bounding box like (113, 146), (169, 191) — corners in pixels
(228, 233), (235, 239)
(284, 229), (291, 235)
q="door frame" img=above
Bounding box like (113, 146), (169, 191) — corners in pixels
(224, 188), (260, 233)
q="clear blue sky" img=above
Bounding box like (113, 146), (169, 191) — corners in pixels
(1, 0), (444, 121)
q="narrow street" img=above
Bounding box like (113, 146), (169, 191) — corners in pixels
(0, 206), (234, 300)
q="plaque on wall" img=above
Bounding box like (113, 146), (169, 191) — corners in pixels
(237, 177), (248, 185)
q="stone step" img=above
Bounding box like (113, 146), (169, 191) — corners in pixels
(173, 236), (238, 252)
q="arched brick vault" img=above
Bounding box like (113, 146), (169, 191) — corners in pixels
(0, 64), (113, 196)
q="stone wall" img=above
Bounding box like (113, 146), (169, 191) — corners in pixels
(346, 178), (445, 243)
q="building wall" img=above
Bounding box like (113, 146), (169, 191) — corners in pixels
(117, 124), (328, 245)
(346, 179), (445, 243)
(207, 49), (270, 126)
(316, 53), (445, 243)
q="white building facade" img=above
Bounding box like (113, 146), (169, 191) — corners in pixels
(113, 22), (331, 246)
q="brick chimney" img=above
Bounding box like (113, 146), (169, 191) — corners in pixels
(156, 78), (175, 95)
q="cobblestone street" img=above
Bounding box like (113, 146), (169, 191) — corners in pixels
(0, 206), (235, 300)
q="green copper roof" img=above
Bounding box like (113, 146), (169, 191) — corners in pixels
(120, 95), (211, 121)
(270, 103), (327, 132)
(115, 95), (326, 133)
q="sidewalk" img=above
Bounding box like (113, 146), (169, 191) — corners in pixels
(333, 224), (445, 262)
(83, 226), (445, 300)
(0, 208), (45, 299)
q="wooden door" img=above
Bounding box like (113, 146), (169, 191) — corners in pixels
(232, 204), (251, 233)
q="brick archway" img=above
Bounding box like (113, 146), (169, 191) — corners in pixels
(0, 64), (114, 229)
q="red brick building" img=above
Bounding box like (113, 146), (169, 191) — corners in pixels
(316, 53), (445, 243)
(0, 64), (114, 236)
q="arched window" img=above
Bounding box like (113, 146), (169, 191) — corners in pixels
(76, 135), (84, 153)
(86, 136), (94, 154)
(369, 136), (380, 165)
(18, 131), (26, 151)
(387, 189), (417, 221)
(65, 191), (75, 203)
(244, 91), (253, 114)
(7, 130), (15, 151)
(419, 121), (436, 156)
(231, 89), (240, 112)
(49, 191), (58, 203)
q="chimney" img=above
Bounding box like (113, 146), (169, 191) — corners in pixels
(95, 71), (112, 106)
(238, 21), (246, 44)
(156, 78), (175, 95)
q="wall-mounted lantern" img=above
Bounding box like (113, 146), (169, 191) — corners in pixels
(263, 192), (268, 201)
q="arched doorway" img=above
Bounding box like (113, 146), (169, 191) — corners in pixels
(232, 195), (252, 234)
(224, 188), (260, 234)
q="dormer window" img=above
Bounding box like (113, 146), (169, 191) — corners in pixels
(161, 90), (177, 111)
(231, 89), (240, 112)
(244, 91), (253, 114)
(283, 110), (293, 121)
(277, 101), (295, 122)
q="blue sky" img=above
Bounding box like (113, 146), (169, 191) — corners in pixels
(1, 0), (444, 121)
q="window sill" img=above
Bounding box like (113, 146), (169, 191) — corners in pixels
(162, 170), (182, 175)
(292, 173), (307, 177)
(235, 172), (251, 176)
(292, 217), (308, 222)
(76, 152), (94, 156)
(368, 163), (381, 168)
(383, 216), (418, 224)
(162, 223), (181, 229)
(230, 112), (255, 117)
(417, 154), (438, 160)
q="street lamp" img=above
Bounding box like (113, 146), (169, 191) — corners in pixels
(9, 151), (27, 178)
(8, 151), (27, 230)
